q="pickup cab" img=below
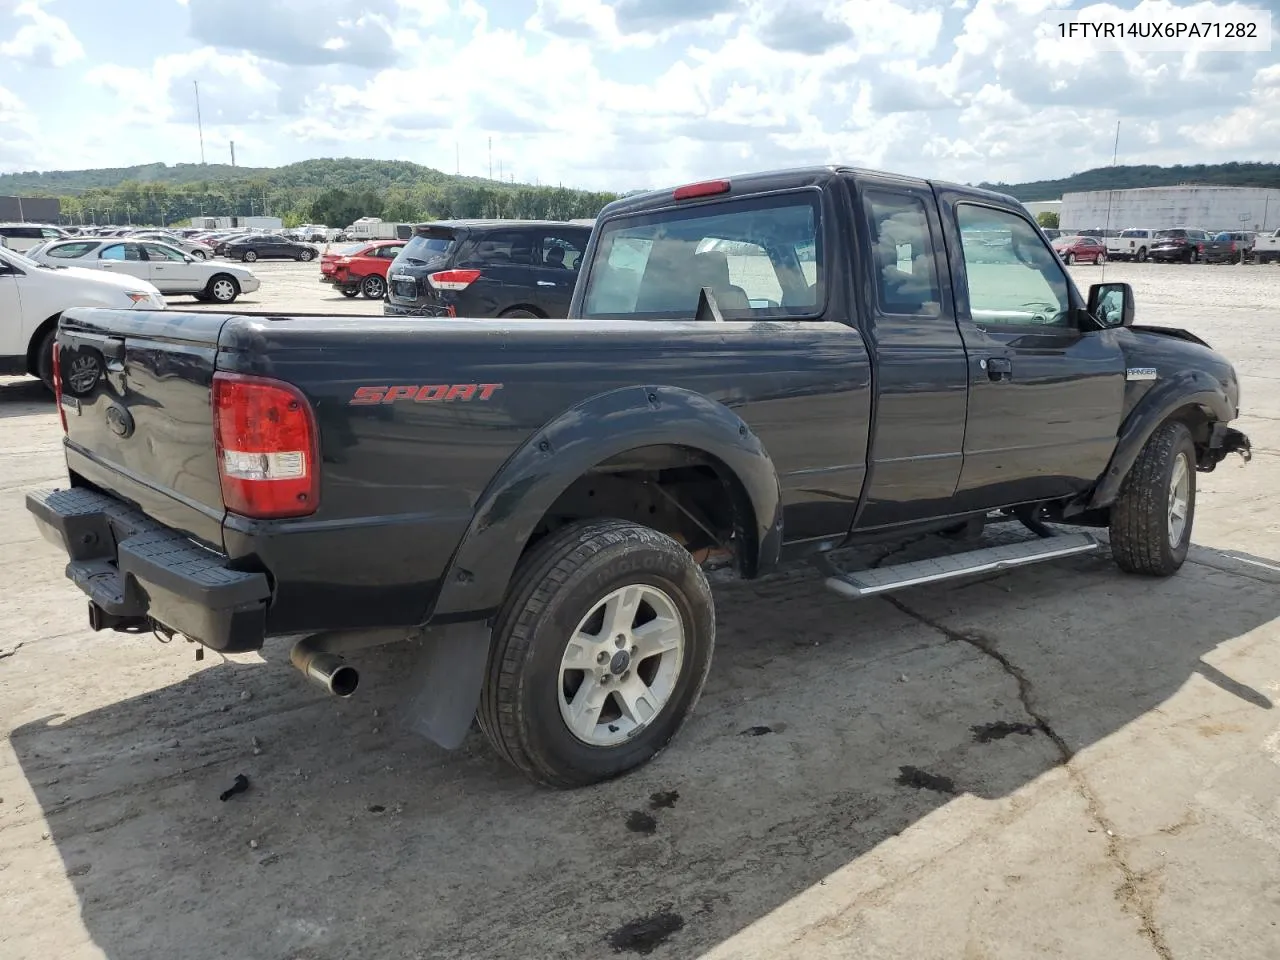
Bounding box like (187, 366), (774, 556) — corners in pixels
(1254, 229), (1280, 264)
(27, 166), (1252, 789)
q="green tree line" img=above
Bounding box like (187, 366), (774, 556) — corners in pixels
(0, 158), (617, 227)
(980, 161), (1280, 201)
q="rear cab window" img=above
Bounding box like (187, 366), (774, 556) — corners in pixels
(581, 192), (823, 319)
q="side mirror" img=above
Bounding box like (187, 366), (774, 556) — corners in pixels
(1088, 281), (1134, 328)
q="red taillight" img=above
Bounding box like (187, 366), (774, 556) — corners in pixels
(52, 340), (67, 433)
(673, 179), (730, 200)
(427, 269), (481, 291)
(212, 372), (319, 519)
(1230, 241), (1237, 252)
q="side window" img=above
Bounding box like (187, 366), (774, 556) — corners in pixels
(470, 231), (528, 265)
(46, 242), (96, 259)
(41, 228), (64, 240)
(99, 243), (125, 261)
(862, 190), (942, 315)
(143, 243), (183, 262)
(956, 204), (1071, 328)
(540, 233), (586, 270)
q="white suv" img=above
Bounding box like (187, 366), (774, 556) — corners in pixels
(0, 245), (166, 389)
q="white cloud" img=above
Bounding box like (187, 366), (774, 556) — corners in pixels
(1, 0), (1278, 188)
(1, 0), (85, 67)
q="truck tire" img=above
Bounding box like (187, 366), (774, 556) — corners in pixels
(477, 519), (716, 789)
(1136, 246), (1147, 262)
(1108, 420), (1196, 577)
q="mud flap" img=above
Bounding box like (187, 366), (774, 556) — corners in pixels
(402, 621), (492, 750)
(1200, 424), (1252, 471)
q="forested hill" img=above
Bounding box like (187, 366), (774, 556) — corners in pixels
(981, 162), (1280, 200)
(0, 158), (616, 226)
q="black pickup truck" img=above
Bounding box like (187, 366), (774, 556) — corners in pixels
(28, 166), (1251, 789)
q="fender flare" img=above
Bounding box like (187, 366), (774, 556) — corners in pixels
(428, 384), (784, 621)
(1084, 370), (1233, 511)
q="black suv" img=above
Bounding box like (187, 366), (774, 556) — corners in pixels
(383, 219), (593, 319)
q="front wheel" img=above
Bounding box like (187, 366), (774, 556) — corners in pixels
(340, 285), (360, 298)
(207, 275), (240, 304)
(1094, 252), (1105, 265)
(298, 249), (315, 262)
(477, 519), (716, 789)
(192, 249), (207, 260)
(35, 327), (57, 392)
(1064, 252), (1075, 264)
(1136, 246), (1147, 262)
(1109, 420), (1196, 576)
(361, 275), (385, 299)
(242, 250), (258, 263)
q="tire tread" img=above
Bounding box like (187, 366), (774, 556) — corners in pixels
(1109, 420), (1193, 576)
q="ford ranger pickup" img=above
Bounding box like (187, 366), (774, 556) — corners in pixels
(27, 165), (1252, 788)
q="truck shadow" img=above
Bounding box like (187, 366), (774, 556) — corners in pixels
(0, 377), (51, 417)
(9, 536), (1280, 960)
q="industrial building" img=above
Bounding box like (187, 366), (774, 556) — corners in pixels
(1059, 185), (1280, 233)
(0, 195), (59, 222)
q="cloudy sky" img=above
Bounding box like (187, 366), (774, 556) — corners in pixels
(0, 0), (1276, 192)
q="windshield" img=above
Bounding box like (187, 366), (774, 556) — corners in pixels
(400, 230), (456, 263)
(1155, 230), (1186, 239)
(1054, 235), (1082, 244)
(0, 246), (40, 269)
(1120, 229), (1146, 238)
(581, 191), (822, 319)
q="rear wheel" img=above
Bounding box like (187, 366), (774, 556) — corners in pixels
(361, 275), (385, 299)
(477, 519), (716, 789)
(298, 249), (315, 262)
(1064, 252), (1075, 264)
(207, 275), (240, 304)
(1136, 246), (1147, 262)
(340, 285), (360, 298)
(1109, 420), (1196, 577)
(242, 250), (258, 263)
(499, 307), (541, 319)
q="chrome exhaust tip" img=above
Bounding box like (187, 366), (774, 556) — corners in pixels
(290, 639), (359, 697)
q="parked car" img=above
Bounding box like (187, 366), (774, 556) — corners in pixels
(1148, 229), (1211, 263)
(28, 238), (260, 303)
(320, 240), (406, 299)
(1254, 229), (1280, 264)
(129, 231), (216, 260)
(1051, 234), (1107, 264)
(1105, 228), (1154, 262)
(1202, 231), (1253, 264)
(26, 165), (1253, 789)
(0, 223), (70, 253)
(224, 234), (318, 263)
(1040, 228), (1061, 240)
(0, 243), (165, 389)
(384, 219), (592, 318)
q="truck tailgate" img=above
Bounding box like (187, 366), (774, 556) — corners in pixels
(57, 309), (229, 549)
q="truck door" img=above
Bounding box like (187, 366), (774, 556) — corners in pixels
(935, 193), (1126, 509)
(847, 177), (971, 529)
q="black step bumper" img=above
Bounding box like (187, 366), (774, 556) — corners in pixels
(26, 487), (270, 652)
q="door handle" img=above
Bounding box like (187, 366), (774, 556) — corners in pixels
(536, 280), (555, 287)
(985, 357), (1013, 381)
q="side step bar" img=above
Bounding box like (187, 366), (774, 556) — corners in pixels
(824, 533), (1099, 600)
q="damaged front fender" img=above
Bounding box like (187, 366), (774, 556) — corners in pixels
(1198, 424), (1252, 472)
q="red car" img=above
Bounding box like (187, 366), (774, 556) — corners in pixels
(1051, 235), (1106, 265)
(319, 240), (406, 299)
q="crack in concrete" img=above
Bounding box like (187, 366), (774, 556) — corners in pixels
(0, 641), (25, 661)
(883, 595), (1175, 960)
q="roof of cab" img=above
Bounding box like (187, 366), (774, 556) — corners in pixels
(597, 165), (1021, 218)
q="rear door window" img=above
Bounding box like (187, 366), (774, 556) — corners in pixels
(471, 230), (539, 265)
(46, 241), (97, 259)
(540, 232), (587, 270)
(581, 192), (822, 319)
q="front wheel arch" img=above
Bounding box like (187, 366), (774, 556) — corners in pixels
(26, 313), (62, 382)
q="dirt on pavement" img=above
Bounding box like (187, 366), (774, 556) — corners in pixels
(1, 259), (1279, 960)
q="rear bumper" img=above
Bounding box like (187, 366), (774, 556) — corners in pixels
(384, 301), (451, 317)
(26, 486), (270, 652)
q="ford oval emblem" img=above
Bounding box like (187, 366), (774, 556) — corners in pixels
(105, 404), (134, 438)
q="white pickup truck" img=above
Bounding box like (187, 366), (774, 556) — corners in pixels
(1104, 228), (1155, 262)
(0, 244), (166, 389)
(1254, 229), (1280, 264)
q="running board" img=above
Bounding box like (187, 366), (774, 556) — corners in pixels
(824, 533), (1100, 599)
